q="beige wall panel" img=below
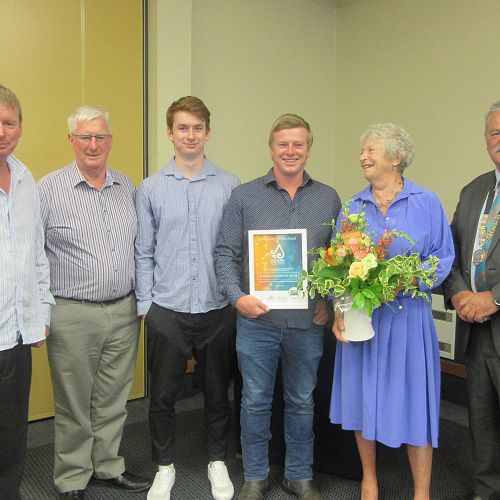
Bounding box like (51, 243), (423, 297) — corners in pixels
(3, 0), (81, 420)
(77, 0), (146, 401)
(189, 0), (336, 185)
(84, 0), (144, 187)
(148, 0), (193, 172)
(2, 0), (145, 419)
(334, 0), (500, 214)
(2, 0), (81, 178)
(150, 0), (336, 184)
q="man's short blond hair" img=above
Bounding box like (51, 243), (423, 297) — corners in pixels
(268, 114), (313, 148)
(0, 84), (22, 122)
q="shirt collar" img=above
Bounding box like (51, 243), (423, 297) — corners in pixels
(164, 157), (216, 180)
(263, 168), (312, 188)
(5, 155), (28, 193)
(357, 176), (422, 203)
(70, 160), (117, 189)
(6, 155), (28, 179)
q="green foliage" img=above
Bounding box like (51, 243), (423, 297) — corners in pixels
(299, 253), (439, 316)
(297, 203), (441, 316)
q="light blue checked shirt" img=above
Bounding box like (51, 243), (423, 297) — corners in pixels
(135, 158), (240, 316)
(0, 155), (54, 350)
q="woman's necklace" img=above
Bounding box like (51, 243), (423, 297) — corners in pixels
(373, 179), (404, 210)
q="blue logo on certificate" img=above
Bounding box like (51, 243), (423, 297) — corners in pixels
(248, 229), (308, 309)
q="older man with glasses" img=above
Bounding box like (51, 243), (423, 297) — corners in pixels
(38, 105), (149, 499)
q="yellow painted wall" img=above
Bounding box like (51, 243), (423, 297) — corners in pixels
(2, 0), (145, 420)
(334, 0), (500, 214)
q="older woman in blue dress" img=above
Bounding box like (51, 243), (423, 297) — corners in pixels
(330, 124), (454, 500)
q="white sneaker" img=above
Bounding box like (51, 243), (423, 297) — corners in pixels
(147, 465), (176, 500)
(207, 461), (234, 500)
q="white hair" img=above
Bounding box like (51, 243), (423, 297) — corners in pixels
(360, 123), (415, 173)
(485, 101), (500, 131)
(67, 105), (111, 134)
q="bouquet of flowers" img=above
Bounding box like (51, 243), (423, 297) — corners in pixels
(298, 200), (440, 317)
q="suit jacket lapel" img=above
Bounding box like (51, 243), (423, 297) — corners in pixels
(477, 171), (500, 259)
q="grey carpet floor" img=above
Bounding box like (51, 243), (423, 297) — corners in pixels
(20, 409), (474, 500)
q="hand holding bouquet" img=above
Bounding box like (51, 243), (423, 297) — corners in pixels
(299, 201), (440, 317)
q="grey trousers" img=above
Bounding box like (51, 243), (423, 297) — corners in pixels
(47, 294), (140, 493)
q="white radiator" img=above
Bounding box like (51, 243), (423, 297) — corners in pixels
(431, 294), (456, 360)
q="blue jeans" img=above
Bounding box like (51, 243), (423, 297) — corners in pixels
(236, 316), (324, 481)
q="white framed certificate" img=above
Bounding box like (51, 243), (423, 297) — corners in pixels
(248, 229), (308, 309)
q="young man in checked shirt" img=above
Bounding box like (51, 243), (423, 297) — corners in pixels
(135, 96), (240, 500)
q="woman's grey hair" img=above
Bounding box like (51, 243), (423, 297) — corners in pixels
(485, 101), (500, 130)
(67, 105), (111, 134)
(360, 123), (415, 173)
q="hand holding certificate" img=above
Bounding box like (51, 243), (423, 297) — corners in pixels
(248, 229), (308, 309)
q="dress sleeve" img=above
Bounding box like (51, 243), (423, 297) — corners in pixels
(418, 191), (455, 292)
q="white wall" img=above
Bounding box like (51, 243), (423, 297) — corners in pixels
(149, 0), (500, 217)
(148, 0), (337, 185)
(334, 0), (500, 213)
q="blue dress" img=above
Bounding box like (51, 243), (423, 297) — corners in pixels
(329, 179), (454, 448)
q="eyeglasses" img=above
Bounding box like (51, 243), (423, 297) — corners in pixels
(72, 134), (111, 144)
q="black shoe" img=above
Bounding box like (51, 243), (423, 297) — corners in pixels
(282, 478), (322, 500)
(238, 478), (270, 500)
(93, 470), (151, 492)
(59, 491), (85, 499)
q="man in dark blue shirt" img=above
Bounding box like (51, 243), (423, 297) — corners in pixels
(215, 114), (341, 500)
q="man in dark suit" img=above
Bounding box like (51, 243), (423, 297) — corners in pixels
(443, 101), (500, 500)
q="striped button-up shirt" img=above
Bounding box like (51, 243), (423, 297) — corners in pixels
(214, 169), (341, 330)
(135, 158), (240, 316)
(0, 155), (54, 350)
(38, 162), (137, 301)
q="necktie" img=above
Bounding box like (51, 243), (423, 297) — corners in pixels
(474, 184), (500, 291)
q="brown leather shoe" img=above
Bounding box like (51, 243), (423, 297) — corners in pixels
(238, 478), (270, 499)
(282, 478), (322, 500)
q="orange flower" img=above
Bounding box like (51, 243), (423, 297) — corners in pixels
(376, 246), (389, 261)
(324, 247), (338, 265)
(353, 248), (368, 260)
(341, 220), (356, 232)
(342, 230), (362, 246)
(378, 229), (393, 247)
(336, 245), (347, 258)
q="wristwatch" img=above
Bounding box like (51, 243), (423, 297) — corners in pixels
(493, 296), (500, 307)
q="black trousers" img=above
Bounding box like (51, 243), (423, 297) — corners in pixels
(466, 322), (500, 499)
(146, 304), (233, 465)
(0, 341), (32, 500)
